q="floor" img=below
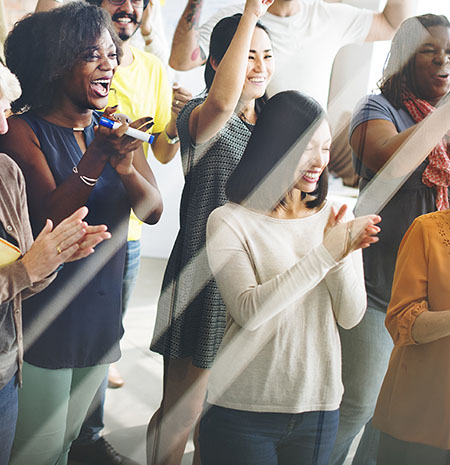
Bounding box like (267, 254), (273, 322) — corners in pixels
(70, 256), (360, 465)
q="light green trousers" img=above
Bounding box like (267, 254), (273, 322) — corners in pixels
(10, 361), (107, 465)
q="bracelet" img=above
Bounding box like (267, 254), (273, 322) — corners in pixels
(73, 166), (98, 187)
(164, 127), (180, 145)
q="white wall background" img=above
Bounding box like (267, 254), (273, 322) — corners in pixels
(141, 0), (450, 258)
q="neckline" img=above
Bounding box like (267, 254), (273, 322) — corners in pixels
(30, 112), (95, 132)
(227, 200), (329, 223)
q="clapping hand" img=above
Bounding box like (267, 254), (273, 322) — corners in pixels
(21, 207), (111, 283)
(323, 205), (381, 261)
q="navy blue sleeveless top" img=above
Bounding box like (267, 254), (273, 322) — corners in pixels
(20, 112), (129, 368)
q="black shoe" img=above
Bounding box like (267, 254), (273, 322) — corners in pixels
(68, 437), (140, 465)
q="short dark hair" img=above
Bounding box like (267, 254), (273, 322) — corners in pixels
(5, 1), (122, 113)
(226, 91), (328, 212)
(85, 0), (150, 9)
(379, 14), (450, 108)
(204, 14), (271, 115)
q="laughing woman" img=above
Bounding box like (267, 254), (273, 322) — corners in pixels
(203, 91), (381, 465)
(0, 3), (162, 464)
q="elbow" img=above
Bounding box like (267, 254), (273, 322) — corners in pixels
(147, 199), (163, 225)
(169, 53), (195, 72)
(338, 304), (366, 330)
(141, 195), (163, 225)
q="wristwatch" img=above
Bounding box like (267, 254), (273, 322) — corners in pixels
(164, 128), (180, 145)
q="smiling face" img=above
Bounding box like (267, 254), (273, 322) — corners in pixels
(414, 25), (450, 106)
(293, 120), (331, 193)
(240, 27), (274, 102)
(101, 0), (143, 41)
(61, 29), (118, 110)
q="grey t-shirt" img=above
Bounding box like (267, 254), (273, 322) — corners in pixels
(350, 93), (436, 311)
(0, 221), (18, 389)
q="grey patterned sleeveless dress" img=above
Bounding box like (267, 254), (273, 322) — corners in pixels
(150, 96), (253, 368)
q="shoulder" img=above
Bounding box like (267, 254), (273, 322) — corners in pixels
(179, 96), (206, 123)
(350, 93), (398, 133)
(0, 153), (26, 192)
(208, 203), (244, 229)
(0, 115), (40, 154)
(0, 153), (21, 175)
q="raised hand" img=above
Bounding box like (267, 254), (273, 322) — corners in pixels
(244, 0), (274, 19)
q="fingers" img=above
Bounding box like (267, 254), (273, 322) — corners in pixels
(103, 105), (119, 118)
(66, 229), (111, 262)
(335, 204), (347, 223)
(34, 218), (54, 241)
(130, 116), (154, 131)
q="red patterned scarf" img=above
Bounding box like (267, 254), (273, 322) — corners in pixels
(402, 89), (450, 210)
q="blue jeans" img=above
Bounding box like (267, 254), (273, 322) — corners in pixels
(75, 240), (141, 444)
(199, 405), (339, 465)
(0, 374), (18, 465)
(328, 306), (393, 465)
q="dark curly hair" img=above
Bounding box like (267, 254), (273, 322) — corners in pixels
(5, 1), (122, 113)
(379, 14), (450, 108)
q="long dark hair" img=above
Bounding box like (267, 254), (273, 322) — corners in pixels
(226, 91), (328, 212)
(204, 14), (271, 115)
(379, 14), (450, 108)
(5, 1), (122, 113)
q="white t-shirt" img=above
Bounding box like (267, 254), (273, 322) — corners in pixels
(206, 201), (366, 413)
(198, 0), (373, 107)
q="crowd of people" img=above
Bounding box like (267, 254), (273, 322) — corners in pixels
(0, 0), (448, 465)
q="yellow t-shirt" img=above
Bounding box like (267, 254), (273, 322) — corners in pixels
(108, 46), (172, 241)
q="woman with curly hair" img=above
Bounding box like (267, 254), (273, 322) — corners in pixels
(0, 3), (162, 464)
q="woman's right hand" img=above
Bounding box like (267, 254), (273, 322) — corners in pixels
(243, 0), (274, 19)
(323, 207), (381, 262)
(21, 206), (111, 283)
(91, 106), (154, 165)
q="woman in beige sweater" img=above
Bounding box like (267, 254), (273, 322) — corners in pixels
(203, 91), (381, 465)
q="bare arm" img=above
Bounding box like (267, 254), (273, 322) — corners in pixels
(35, 0), (63, 12)
(0, 112), (161, 229)
(350, 119), (417, 172)
(365, 0), (417, 42)
(151, 85), (192, 164)
(169, 0), (206, 71)
(189, 0), (272, 144)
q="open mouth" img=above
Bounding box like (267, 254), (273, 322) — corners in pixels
(248, 77), (266, 85)
(112, 13), (136, 26)
(302, 171), (321, 183)
(90, 79), (111, 98)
